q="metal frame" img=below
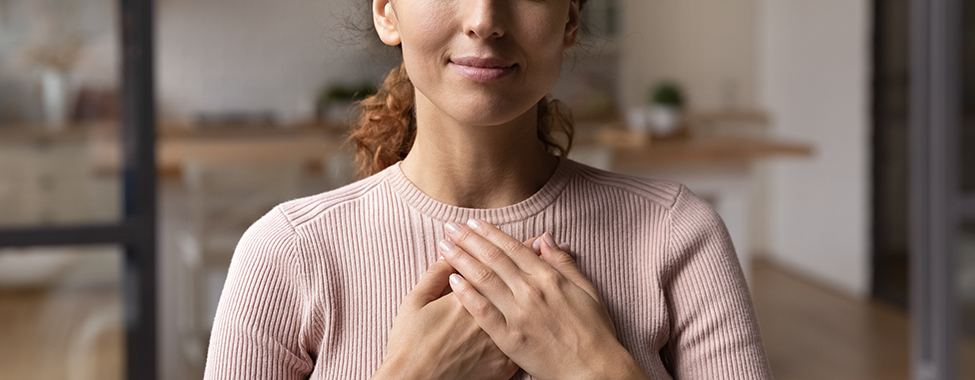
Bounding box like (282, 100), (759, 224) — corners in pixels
(0, 0), (157, 378)
(871, 0), (888, 304)
(909, 0), (963, 378)
(871, 0), (913, 309)
(962, 195), (975, 216)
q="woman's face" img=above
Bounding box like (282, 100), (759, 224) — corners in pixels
(373, 0), (580, 127)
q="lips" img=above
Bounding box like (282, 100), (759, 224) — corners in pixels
(449, 56), (517, 83)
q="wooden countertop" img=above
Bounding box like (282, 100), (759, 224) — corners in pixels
(575, 123), (813, 170)
(1, 123), (813, 177)
(609, 136), (812, 169)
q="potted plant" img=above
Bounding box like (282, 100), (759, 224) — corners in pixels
(648, 82), (685, 136)
(317, 83), (377, 126)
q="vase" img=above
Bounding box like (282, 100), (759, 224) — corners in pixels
(626, 106), (651, 133)
(40, 68), (69, 129)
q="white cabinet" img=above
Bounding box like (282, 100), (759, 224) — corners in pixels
(0, 135), (119, 227)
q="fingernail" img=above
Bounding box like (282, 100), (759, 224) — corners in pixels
(532, 237), (542, 251)
(558, 243), (570, 252)
(543, 231), (557, 248)
(438, 239), (454, 252)
(445, 222), (461, 234)
(449, 273), (461, 285)
(466, 218), (482, 230)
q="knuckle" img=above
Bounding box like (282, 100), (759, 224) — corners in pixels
(452, 227), (474, 244)
(521, 284), (546, 303)
(480, 246), (505, 262)
(507, 329), (529, 351)
(499, 238), (523, 255)
(470, 266), (496, 284)
(553, 251), (577, 267)
(537, 267), (562, 286)
(470, 297), (493, 316)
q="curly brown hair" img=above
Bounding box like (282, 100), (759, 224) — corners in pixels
(348, 0), (585, 179)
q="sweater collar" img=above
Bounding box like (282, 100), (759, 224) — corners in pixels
(384, 157), (575, 225)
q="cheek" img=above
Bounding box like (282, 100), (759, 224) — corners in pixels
(397, 3), (455, 84)
(398, 1), (454, 53)
(522, 22), (568, 85)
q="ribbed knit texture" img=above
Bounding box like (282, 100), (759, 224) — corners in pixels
(204, 158), (773, 379)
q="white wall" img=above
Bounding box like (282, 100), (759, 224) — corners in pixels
(156, 0), (397, 124)
(618, 0), (758, 111)
(758, 0), (872, 297)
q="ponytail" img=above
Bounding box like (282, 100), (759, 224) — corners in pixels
(349, 62), (416, 178)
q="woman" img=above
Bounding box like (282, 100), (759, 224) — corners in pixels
(204, 0), (773, 378)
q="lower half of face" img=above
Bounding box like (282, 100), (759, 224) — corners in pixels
(396, 1), (571, 128)
(407, 53), (563, 127)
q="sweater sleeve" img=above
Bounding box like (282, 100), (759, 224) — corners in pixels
(660, 185), (773, 379)
(204, 207), (315, 379)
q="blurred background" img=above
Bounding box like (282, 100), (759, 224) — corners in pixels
(0, 0), (973, 379)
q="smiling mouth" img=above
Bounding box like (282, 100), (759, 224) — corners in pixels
(449, 57), (517, 83)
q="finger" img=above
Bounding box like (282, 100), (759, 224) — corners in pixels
(444, 221), (528, 285)
(525, 234), (572, 256)
(531, 235), (570, 255)
(439, 238), (514, 304)
(524, 236), (543, 256)
(404, 259), (455, 310)
(440, 264), (457, 297)
(448, 273), (507, 337)
(538, 232), (603, 303)
(458, 219), (549, 275)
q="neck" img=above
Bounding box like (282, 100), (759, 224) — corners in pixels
(400, 96), (559, 209)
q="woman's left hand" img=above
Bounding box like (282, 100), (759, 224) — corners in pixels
(438, 219), (651, 380)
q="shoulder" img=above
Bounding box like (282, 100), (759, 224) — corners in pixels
(563, 159), (725, 240)
(234, 168), (391, 261)
(564, 159), (686, 210)
(271, 167), (392, 229)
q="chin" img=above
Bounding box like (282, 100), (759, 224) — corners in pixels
(449, 93), (540, 127)
(453, 106), (531, 127)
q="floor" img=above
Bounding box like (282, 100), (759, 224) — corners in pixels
(753, 258), (975, 380)
(752, 258), (911, 379)
(0, 286), (123, 380)
(2, 257), (973, 379)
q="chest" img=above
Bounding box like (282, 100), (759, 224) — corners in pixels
(306, 224), (673, 379)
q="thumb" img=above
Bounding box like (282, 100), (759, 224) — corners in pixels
(404, 259), (454, 311)
(538, 232), (602, 303)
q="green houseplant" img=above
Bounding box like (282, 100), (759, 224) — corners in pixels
(316, 83), (377, 125)
(648, 82), (685, 136)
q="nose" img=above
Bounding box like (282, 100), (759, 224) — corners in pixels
(463, 0), (505, 39)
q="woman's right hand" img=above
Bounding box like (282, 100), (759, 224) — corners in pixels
(372, 258), (519, 380)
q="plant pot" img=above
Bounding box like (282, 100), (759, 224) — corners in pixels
(649, 104), (681, 136)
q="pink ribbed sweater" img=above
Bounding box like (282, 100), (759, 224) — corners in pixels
(204, 158), (773, 379)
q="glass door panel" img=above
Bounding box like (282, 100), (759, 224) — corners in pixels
(962, 1), (975, 377)
(0, 0), (122, 228)
(0, 245), (124, 379)
(963, 0), (975, 192)
(961, 221), (975, 378)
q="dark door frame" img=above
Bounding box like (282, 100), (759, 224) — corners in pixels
(909, 0), (966, 378)
(0, 0), (157, 378)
